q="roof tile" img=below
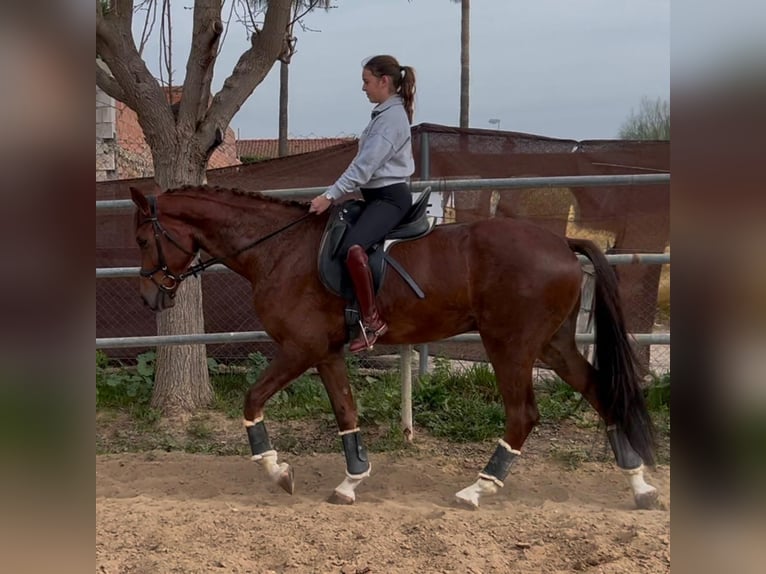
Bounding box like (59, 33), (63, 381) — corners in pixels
(237, 138), (356, 160)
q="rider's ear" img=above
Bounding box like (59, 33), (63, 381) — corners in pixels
(130, 187), (150, 216)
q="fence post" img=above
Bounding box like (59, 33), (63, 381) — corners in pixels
(576, 263), (596, 363)
(416, 130), (431, 380)
(400, 344), (413, 442)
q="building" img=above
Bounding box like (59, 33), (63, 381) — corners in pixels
(95, 85), (241, 181)
(236, 137), (356, 163)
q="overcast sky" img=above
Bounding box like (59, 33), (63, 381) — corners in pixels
(138, 0), (670, 141)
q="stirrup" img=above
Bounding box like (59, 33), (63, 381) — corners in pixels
(355, 320), (375, 350)
(350, 320), (387, 353)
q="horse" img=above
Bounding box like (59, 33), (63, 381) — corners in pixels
(129, 184), (658, 509)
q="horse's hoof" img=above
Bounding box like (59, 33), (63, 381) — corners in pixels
(276, 465), (294, 495)
(454, 492), (479, 510)
(328, 490), (355, 505)
(634, 488), (659, 510)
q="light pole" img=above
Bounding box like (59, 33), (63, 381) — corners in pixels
(488, 118), (501, 130)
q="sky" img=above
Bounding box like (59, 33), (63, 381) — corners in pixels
(136, 0), (670, 141)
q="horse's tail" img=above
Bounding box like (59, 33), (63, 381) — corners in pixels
(567, 238), (655, 466)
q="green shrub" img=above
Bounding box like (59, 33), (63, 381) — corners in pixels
(354, 371), (402, 424)
(245, 352), (269, 384)
(269, 375), (332, 420)
(96, 351), (156, 409)
(413, 361), (505, 442)
(536, 376), (584, 422)
(645, 372), (670, 411)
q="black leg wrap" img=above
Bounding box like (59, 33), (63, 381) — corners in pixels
(607, 426), (643, 470)
(480, 442), (519, 485)
(246, 421), (273, 456)
(341, 431), (370, 476)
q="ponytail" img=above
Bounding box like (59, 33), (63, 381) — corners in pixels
(399, 66), (416, 124)
(363, 55), (417, 124)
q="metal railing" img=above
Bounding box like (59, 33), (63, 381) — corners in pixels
(97, 173), (670, 437)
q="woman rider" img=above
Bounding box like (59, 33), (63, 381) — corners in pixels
(309, 55), (416, 353)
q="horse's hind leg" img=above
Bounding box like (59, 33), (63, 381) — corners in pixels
(316, 351), (371, 505)
(455, 336), (539, 508)
(540, 314), (658, 509)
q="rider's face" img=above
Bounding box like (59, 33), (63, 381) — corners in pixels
(362, 68), (392, 105)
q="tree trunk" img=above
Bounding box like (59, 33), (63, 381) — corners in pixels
(149, 156), (213, 416)
(459, 0), (470, 128)
(278, 60), (289, 157)
(96, 0), (293, 417)
(151, 278), (212, 415)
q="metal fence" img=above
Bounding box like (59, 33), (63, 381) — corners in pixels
(97, 174), (670, 435)
(96, 173), (670, 367)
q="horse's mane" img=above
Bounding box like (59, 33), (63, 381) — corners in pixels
(166, 185), (308, 210)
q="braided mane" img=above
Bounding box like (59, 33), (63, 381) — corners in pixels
(166, 185), (308, 209)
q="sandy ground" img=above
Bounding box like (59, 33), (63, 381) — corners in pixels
(96, 437), (670, 574)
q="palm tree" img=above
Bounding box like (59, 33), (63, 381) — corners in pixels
(253, 1), (332, 157)
(456, 0), (470, 128)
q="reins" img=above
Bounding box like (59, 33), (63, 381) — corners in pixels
(139, 195), (312, 295)
(179, 212), (312, 280)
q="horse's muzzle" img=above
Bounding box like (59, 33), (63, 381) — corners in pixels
(143, 288), (176, 312)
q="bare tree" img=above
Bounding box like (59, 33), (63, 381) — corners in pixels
(96, 0), (292, 415)
(618, 96), (670, 140)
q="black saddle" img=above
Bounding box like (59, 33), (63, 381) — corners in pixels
(318, 186), (435, 301)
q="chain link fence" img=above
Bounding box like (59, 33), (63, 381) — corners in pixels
(97, 125), (670, 377)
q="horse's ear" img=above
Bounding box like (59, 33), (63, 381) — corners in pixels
(130, 187), (150, 216)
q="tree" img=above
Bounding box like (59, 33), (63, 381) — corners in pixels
(450, 0), (470, 128)
(257, 1), (332, 158)
(618, 96), (670, 140)
(459, 0), (470, 128)
(96, 1), (292, 415)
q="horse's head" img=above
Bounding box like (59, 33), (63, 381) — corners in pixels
(130, 187), (198, 311)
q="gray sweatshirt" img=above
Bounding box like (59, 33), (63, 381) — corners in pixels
(324, 95), (414, 200)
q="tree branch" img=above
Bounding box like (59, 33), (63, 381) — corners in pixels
(200, 1), (292, 145)
(96, 1), (176, 150)
(96, 61), (127, 103)
(177, 0), (225, 136)
(110, 0), (135, 29)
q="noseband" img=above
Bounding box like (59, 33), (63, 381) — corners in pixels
(138, 195), (197, 299)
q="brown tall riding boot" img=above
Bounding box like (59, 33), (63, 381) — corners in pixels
(346, 245), (388, 353)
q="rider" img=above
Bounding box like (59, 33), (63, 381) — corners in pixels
(309, 55), (416, 353)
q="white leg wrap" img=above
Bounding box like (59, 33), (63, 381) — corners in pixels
(243, 416), (263, 427)
(252, 450), (287, 482)
(332, 463), (372, 504)
(623, 464), (658, 508)
(455, 477), (500, 509)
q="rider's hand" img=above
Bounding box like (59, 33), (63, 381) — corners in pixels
(309, 193), (333, 214)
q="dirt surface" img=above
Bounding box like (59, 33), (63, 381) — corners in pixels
(96, 427), (670, 574)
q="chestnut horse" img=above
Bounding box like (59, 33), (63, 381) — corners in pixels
(130, 185), (658, 509)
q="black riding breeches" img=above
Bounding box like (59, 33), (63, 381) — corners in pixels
(339, 182), (412, 257)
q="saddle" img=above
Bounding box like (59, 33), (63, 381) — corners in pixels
(317, 187), (435, 303)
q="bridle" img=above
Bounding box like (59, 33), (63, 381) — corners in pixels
(137, 195), (197, 298)
(137, 195), (311, 298)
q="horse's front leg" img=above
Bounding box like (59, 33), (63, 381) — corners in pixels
(244, 347), (315, 495)
(316, 351), (371, 505)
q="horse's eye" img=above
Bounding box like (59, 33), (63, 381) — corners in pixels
(137, 238), (149, 249)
